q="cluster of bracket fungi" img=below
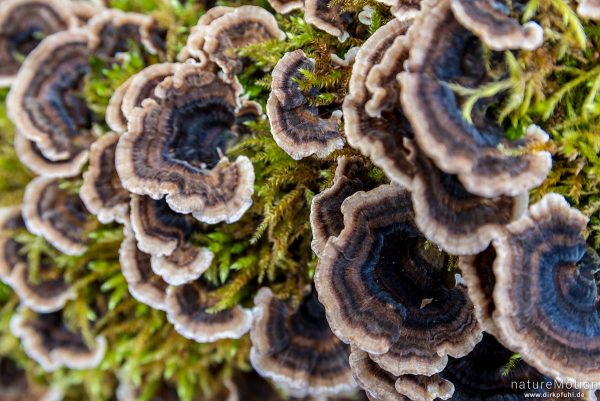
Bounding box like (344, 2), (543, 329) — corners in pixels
(1, 0), (600, 400)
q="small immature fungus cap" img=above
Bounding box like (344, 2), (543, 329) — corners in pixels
(0, 0), (78, 87)
(151, 245), (214, 286)
(304, 0), (349, 41)
(0, 206), (26, 284)
(450, 0), (544, 51)
(7, 29), (96, 161)
(250, 287), (356, 397)
(10, 309), (107, 372)
(119, 225), (168, 311)
(267, 50), (344, 160)
(349, 348), (406, 401)
(492, 193), (600, 383)
(373, 0), (422, 20)
(394, 375), (454, 401)
(80, 133), (130, 224)
(314, 184), (481, 376)
(578, 0), (600, 20)
(116, 63), (255, 224)
(22, 177), (89, 256)
(165, 280), (253, 343)
(400, 0), (552, 198)
(410, 148), (528, 255)
(310, 156), (375, 256)
(14, 131), (89, 179)
(267, 0), (303, 14)
(202, 6), (286, 77)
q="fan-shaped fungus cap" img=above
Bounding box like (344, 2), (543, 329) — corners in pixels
(80, 133), (130, 224)
(579, 0), (600, 19)
(305, 0), (349, 41)
(310, 156), (376, 256)
(0, 206), (26, 284)
(349, 348), (406, 401)
(410, 147), (528, 255)
(202, 6), (285, 77)
(315, 184), (481, 376)
(7, 29), (96, 161)
(394, 375), (454, 401)
(267, 0), (303, 14)
(119, 225), (168, 311)
(10, 309), (106, 372)
(151, 245), (214, 286)
(177, 6), (235, 63)
(69, 0), (104, 24)
(250, 287), (356, 397)
(343, 19), (415, 188)
(116, 63), (254, 224)
(400, 1), (552, 198)
(14, 131), (89, 178)
(267, 50), (344, 160)
(492, 193), (600, 383)
(105, 77), (133, 134)
(450, 0), (544, 51)
(22, 177), (89, 255)
(374, 0), (421, 20)
(0, 0), (78, 87)
(165, 280), (252, 342)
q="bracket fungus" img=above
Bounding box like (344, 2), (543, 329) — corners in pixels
(0, 206), (25, 284)
(579, 0), (600, 19)
(410, 148), (528, 255)
(305, 0), (349, 41)
(22, 177), (89, 256)
(80, 133), (130, 224)
(7, 29), (96, 162)
(202, 6), (286, 77)
(119, 225), (168, 311)
(450, 0), (544, 51)
(10, 309), (107, 372)
(315, 185), (481, 377)
(165, 280), (253, 343)
(267, 50), (344, 160)
(267, 0), (303, 14)
(374, 0), (422, 20)
(400, 0), (552, 198)
(116, 62), (255, 224)
(250, 287), (356, 397)
(178, 6), (235, 63)
(492, 193), (600, 383)
(0, 0), (78, 87)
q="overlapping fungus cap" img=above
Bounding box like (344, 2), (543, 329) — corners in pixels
(578, 0), (600, 19)
(492, 193), (600, 383)
(373, 0), (421, 19)
(310, 156), (377, 256)
(267, 50), (344, 160)
(0, 206), (26, 284)
(394, 374), (454, 401)
(7, 29), (96, 161)
(343, 19), (415, 188)
(165, 280), (253, 342)
(119, 224), (168, 311)
(409, 147), (528, 255)
(178, 6), (234, 63)
(10, 309), (107, 372)
(349, 348), (406, 401)
(400, 0), (552, 198)
(305, 0), (350, 41)
(0, 0), (78, 87)
(130, 195), (214, 285)
(0, 357), (63, 401)
(68, 0), (104, 24)
(22, 177), (89, 255)
(202, 5), (286, 77)
(315, 184), (481, 376)
(14, 131), (89, 178)
(80, 133), (130, 224)
(250, 287), (356, 397)
(116, 62), (255, 224)
(450, 0), (544, 50)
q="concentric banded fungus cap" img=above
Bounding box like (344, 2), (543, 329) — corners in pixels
(579, 0), (600, 19)
(10, 309), (107, 372)
(0, 0), (78, 87)
(80, 133), (130, 224)
(267, 50), (344, 160)
(177, 6), (235, 63)
(14, 131), (89, 178)
(0, 206), (26, 284)
(165, 280), (253, 342)
(7, 30), (96, 161)
(202, 6), (285, 77)
(349, 348), (406, 401)
(22, 177), (89, 255)
(304, 0), (349, 41)
(105, 77), (133, 133)
(315, 184), (481, 376)
(119, 225), (168, 311)
(450, 0), (544, 50)
(116, 62), (255, 224)
(400, 0), (552, 198)
(310, 156), (376, 256)
(151, 245), (214, 286)
(250, 287), (356, 397)
(492, 193), (600, 383)
(267, 0), (303, 14)
(343, 19), (415, 188)
(410, 148), (528, 255)
(394, 375), (454, 401)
